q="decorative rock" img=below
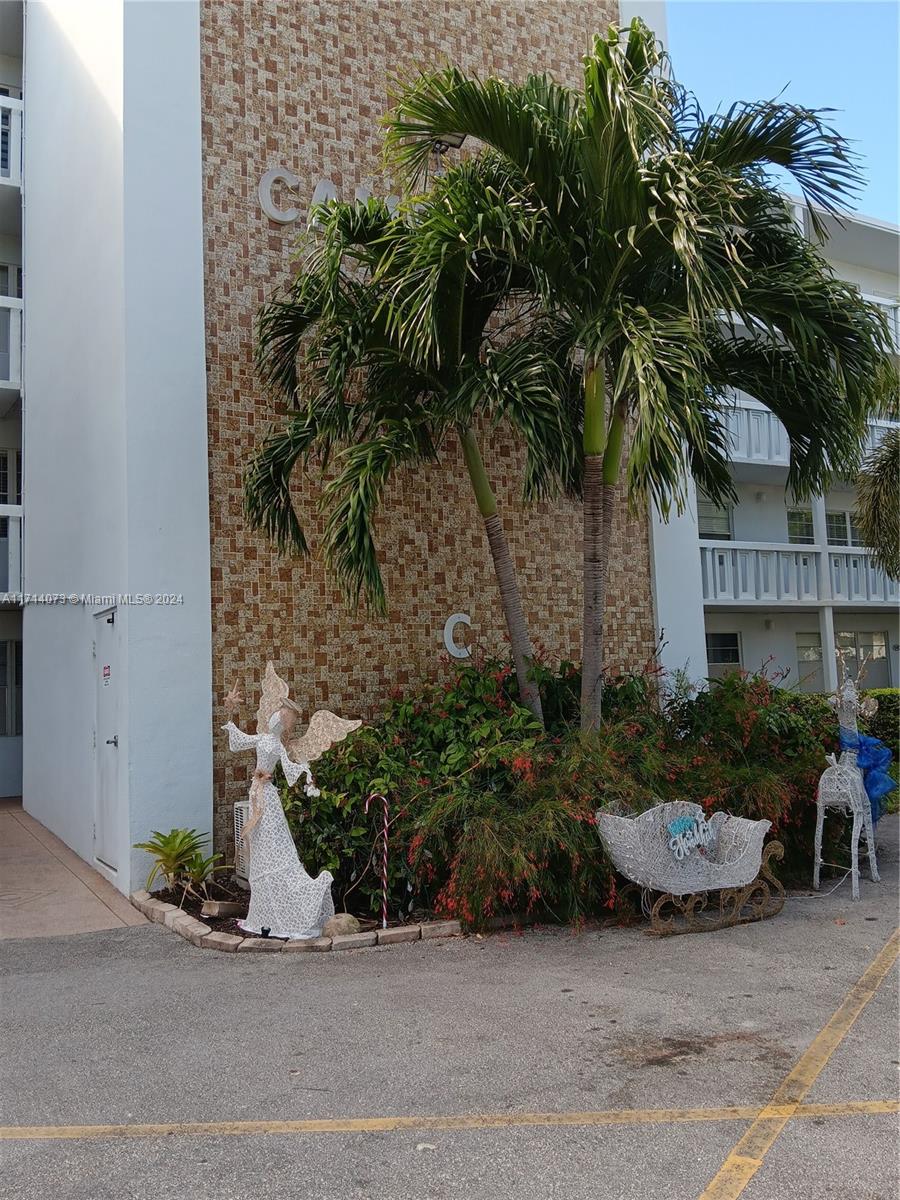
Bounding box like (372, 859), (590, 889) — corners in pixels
(331, 931), (377, 951)
(323, 912), (362, 937)
(199, 931), (243, 952)
(200, 900), (246, 918)
(130, 890), (152, 915)
(420, 920), (462, 938)
(164, 908), (191, 930)
(376, 925), (421, 945)
(283, 937), (332, 952)
(237, 937), (284, 952)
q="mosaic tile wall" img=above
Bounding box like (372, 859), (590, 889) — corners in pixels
(200, 0), (656, 854)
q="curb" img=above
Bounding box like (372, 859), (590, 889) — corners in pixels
(129, 891), (464, 953)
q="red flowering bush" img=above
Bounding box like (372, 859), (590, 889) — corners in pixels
(283, 656), (848, 930)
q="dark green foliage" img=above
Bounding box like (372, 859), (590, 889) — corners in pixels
(863, 689), (899, 757)
(277, 659), (858, 929)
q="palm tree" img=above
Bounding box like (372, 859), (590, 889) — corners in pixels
(855, 376), (900, 578)
(245, 176), (581, 723)
(383, 18), (895, 729)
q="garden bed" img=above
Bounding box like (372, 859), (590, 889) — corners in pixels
(131, 889), (462, 953)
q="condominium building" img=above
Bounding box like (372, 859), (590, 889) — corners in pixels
(5, 1), (895, 900)
(652, 207), (899, 695)
(0, 3), (22, 798)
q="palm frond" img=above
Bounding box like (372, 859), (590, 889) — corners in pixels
(243, 414), (319, 555)
(321, 422), (439, 613)
(682, 99), (861, 236)
(855, 428), (900, 578)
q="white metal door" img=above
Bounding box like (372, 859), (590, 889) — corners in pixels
(94, 608), (119, 870)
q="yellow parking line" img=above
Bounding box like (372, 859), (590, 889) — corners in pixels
(0, 1099), (896, 1141)
(697, 928), (900, 1200)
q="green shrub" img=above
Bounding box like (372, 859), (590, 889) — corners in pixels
(862, 689), (899, 757)
(276, 658), (859, 929)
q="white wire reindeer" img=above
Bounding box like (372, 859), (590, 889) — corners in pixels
(813, 649), (880, 901)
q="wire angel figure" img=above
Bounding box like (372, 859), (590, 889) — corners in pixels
(222, 662), (361, 939)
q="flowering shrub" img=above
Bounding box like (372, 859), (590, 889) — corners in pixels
(279, 658), (856, 929)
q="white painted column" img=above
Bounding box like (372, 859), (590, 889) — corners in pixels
(649, 481), (709, 690)
(818, 606), (838, 692)
(811, 496), (838, 690)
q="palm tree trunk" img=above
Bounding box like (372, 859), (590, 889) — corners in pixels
(580, 361), (606, 731)
(457, 426), (544, 725)
(581, 362), (625, 733)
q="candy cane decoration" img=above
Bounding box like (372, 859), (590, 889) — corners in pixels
(365, 792), (389, 929)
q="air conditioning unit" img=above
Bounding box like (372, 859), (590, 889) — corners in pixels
(234, 801), (250, 887)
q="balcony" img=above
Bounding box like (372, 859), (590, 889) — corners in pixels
(0, 92), (22, 190)
(0, 293), (22, 392)
(725, 404), (790, 470)
(0, 503), (21, 597)
(701, 541), (820, 604)
(700, 540), (899, 606)
(830, 551), (900, 604)
(726, 400), (899, 482)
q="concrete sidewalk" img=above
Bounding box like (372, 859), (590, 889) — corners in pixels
(0, 800), (145, 939)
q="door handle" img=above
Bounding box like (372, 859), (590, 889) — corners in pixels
(106, 736), (118, 747)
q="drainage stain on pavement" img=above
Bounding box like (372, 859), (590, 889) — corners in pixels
(610, 1031), (790, 1071)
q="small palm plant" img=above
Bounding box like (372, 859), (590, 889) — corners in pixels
(133, 829), (225, 906)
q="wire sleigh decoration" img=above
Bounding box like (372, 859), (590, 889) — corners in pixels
(597, 800), (784, 936)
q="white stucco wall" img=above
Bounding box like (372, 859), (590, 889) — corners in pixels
(23, 0), (127, 863)
(22, 0), (211, 892)
(649, 483), (709, 687)
(120, 0), (212, 890)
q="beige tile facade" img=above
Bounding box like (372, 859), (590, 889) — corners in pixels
(200, 0), (655, 853)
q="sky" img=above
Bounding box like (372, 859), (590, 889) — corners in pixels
(665, 0), (899, 223)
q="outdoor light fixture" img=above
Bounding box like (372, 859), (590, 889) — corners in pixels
(432, 132), (467, 153)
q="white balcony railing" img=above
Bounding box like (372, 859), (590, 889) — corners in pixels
(725, 405), (790, 467)
(0, 505), (22, 596)
(830, 552), (900, 604)
(701, 541), (820, 603)
(0, 295), (22, 388)
(701, 540), (899, 605)
(0, 95), (23, 188)
(727, 400), (899, 470)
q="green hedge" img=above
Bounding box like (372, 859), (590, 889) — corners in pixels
(277, 662), (858, 929)
(863, 689), (899, 756)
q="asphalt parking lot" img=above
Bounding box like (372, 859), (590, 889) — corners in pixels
(1, 817), (897, 1200)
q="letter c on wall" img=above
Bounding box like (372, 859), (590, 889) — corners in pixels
(443, 613), (472, 659)
(259, 167), (301, 223)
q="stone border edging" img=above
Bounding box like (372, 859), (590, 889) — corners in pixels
(129, 891), (463, 952)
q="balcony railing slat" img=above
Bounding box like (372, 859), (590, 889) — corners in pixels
(700, 541), (898, 605)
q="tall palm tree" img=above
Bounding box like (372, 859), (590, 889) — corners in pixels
(245, 177), (580, 723)
(383, 19), (895, 729)
(855, 376), (900, 578)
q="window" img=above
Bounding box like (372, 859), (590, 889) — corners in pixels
(697, 496), (733, 541)
(796, 632), (823, 663)
(706, 632), (742, 680)
(826, 511), (849, 545)
(848, 512), (863, 547)
(796, 632), (825, 694)
(787, 509), (815, 545)
(0, 639), (21, 737)
(836, 630), (891, 687)
(858, 631), (887, 661)
(826, 510), (864, 547)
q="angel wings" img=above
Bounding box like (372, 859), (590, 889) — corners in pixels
(254, 662), (362, 765)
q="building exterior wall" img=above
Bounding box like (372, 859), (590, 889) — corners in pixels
(23, 0), (212, 892)
(198, 0), (658, 854)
